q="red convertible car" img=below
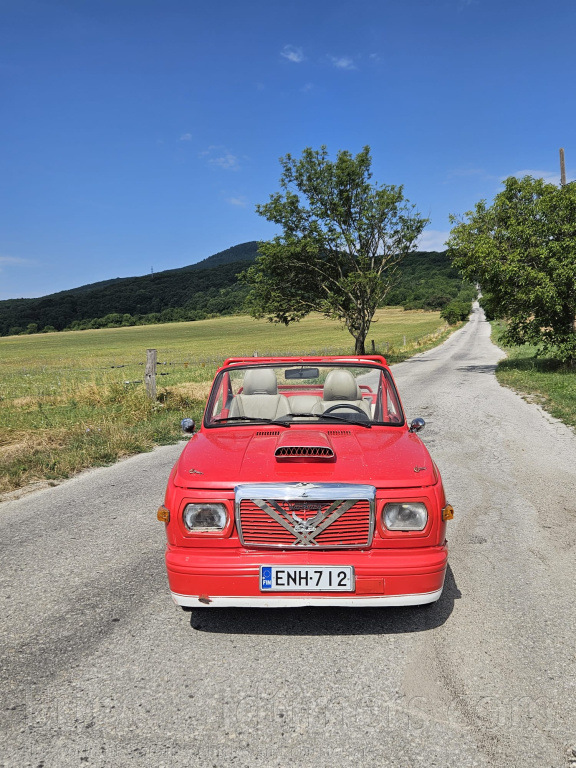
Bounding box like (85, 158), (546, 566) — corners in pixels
(158, 356), (452, 608)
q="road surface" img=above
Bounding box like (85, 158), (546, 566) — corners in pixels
(1, 306), (575, 767)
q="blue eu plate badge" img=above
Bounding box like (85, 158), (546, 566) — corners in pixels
(261, 567), (273, 590)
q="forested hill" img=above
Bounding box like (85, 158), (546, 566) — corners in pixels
(0, 244), (472, 336)
(0, 242), (259, 335)
(43, 241), (260, 298)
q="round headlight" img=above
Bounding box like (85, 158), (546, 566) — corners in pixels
(182, 503), (228, 532)
(383, 502), (428, 531)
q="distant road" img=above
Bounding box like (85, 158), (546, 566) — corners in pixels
(1, 306), (575, 767)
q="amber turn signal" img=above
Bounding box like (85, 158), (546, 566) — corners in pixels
(442, 504), (454, 521)
(157, 505), (170, 523)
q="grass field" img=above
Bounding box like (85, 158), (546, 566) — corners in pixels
(492, 321), (576, 430)
(0, 309), (453, 495)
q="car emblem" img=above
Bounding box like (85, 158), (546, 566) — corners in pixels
(189, 468), (203, 475)
(291, 509), (324, 533)
(414, 466), (427, 473)
(293, 482), (319, 498)
(252, 497), (357, 546)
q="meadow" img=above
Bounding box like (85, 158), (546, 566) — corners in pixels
(0, 309), (452, 495)
(492, 321), (576, 430)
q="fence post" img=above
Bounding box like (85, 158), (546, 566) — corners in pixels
(370, 339), (375, 353)
(145, 348), (157, 400)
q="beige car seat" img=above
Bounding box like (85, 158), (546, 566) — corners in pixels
(316, 370), (371, 417)
(228, 369), (291, 420)
(287, 394), (323, 418)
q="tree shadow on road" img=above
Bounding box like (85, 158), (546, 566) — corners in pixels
(187, 565), (461, 636)
(456, 364), (498, 374)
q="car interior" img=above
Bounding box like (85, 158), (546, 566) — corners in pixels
(208, 365), (403, 425)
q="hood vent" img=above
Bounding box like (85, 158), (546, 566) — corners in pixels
(328, 430), (352, 436)
(255, 431), (281, 437)
(275, 445), (334, 458)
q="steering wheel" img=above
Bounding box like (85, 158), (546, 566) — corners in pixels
(323, 404), (370, 421)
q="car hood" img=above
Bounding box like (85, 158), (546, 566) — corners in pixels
(174, 426), (437, 490)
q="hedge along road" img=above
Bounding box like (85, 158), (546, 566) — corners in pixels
(1, 305), (575, 768)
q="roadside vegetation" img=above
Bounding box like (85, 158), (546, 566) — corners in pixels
(0, 309), (457, 495)
(449, 175), (576, 363)
(492, 321), (576, 430)
(449, 174), (576, 431)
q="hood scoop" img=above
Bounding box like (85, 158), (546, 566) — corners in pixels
(273, 430), (335, 461)
(275, 445), (334, 458)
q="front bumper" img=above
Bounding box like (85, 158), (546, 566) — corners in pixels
(166, 544), (448, 608)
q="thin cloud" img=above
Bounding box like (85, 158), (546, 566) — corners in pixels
(281, 45), (304, 63)
(329, 55), (357, 70)
(301, 82), (314, 93)
(506, 169), (562, 185)
(417, 231), (450, 251)
(179, 133), (192, 141)
(201, 146), (241, 171)
(227, 196), (248, 207)
(211, 153), (239, 170)
(445, 167), (500, 184)
(0, 256), (30, 265)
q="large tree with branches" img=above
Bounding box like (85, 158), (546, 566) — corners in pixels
(448, 175), (576, 363)
(241, 146), (428, 354)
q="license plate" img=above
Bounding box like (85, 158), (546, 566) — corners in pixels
(260, 566), (354, 592)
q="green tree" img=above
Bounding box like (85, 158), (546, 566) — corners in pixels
(440, 300), (471, 325)
(448, 176), (576, 362)
(242, 146), (428, 354)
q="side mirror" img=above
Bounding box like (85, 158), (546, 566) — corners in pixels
(409, 417), (425, 433)
(181, 418), (195, 434)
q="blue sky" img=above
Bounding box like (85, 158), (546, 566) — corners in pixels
(1, 0), (574, 299)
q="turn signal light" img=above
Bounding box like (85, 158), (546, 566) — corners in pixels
(442, 504), (454, 521)
(157, 505), (170, 523)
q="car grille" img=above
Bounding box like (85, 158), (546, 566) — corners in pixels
(237, 498), (372, 549)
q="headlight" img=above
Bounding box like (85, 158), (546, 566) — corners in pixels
(182, 503), (228, 532)
(383, 502), (428, 531)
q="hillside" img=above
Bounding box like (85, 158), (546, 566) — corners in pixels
(0, 242), (259, 335)
(0, 244), (472, 336)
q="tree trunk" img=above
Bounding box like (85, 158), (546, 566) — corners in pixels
(354, 335), (366, 355)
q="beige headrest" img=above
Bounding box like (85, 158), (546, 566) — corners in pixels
(323, 370), (358, 401)
(242, 368), (278, 395)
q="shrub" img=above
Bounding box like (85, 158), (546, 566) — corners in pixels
(441, 300), (472, 325)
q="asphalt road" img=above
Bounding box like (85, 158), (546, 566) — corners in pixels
(1, 306), (575, 768)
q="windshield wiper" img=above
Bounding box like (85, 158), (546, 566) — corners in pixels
(213, 416), (290, 426)
(277, 413), (372, 429)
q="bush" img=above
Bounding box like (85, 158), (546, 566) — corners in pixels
(441, 300), (472, 325)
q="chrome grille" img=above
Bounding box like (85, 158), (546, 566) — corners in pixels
(235, 483), (375, 549)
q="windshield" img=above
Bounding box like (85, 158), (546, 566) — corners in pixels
(204, 363), (404, 428)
